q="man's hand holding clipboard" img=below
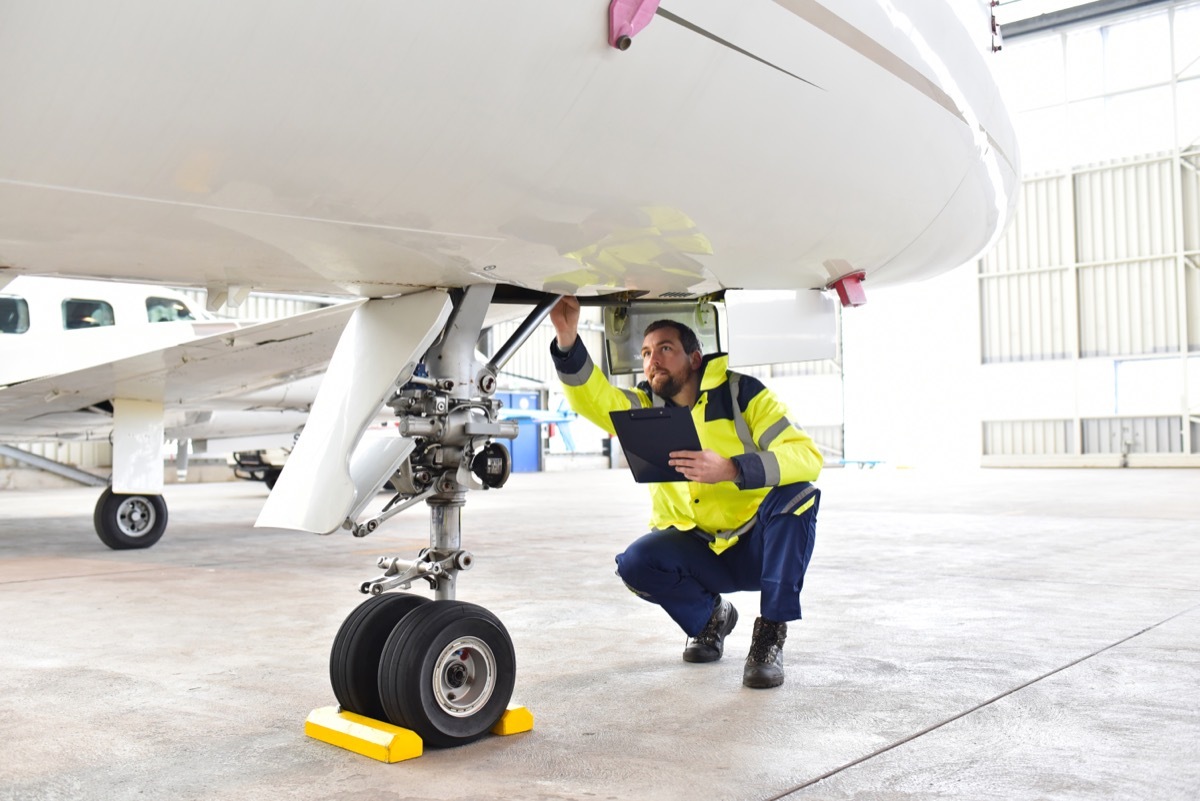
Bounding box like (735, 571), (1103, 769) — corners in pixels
(667, 448), (739, 484)
(609, 407), (738, 485)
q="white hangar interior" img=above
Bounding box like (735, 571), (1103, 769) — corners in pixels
(3, 0), (1198, 484)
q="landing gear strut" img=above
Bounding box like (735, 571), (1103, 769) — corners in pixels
(326, 287), (558, 747)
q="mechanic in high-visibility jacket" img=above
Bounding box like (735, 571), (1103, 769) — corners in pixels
(549, 296), (821, 689)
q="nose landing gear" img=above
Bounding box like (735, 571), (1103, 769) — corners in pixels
(316, 288), (559, 754)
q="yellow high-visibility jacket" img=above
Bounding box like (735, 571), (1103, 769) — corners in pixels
(552, 339), (823, 553)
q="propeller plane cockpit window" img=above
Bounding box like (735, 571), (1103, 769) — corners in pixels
(62, 298), (116, 329)
(0, 296), (30, 334)
(146, 296), (195, 323)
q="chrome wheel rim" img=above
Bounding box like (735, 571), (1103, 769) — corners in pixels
(432, 636), (496, 718)
(115, 496), (156, 538)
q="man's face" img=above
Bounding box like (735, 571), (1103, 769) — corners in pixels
(641, 328), (700, 399)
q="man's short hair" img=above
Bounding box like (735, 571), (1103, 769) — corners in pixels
(643, 319), (702, 356)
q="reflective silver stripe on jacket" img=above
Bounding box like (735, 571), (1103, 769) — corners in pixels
(757, 416), (792, 451)
(757, 451), (782, 486)
(700, 483), (817, 543)
(558, 352), (595, 387)
(691, 514), (758, 547)
(620, 388), (644, 408)
(727, 373), (756, 455)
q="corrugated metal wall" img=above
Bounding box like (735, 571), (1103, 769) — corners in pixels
(1, 441), (112, 470)
(177, 289), (328, 321)
(804, 424), (845, 461)
(983, 419), (1075, 456)
(1077, 257), (1180, 356)
(1074, 158), (1180, 357)
(1081, 416), (1184, 454)
(980, 176), (1074, 362)
(1075, 159), (1175, 263)
(980, 148), (1199, 463)
(1186, 151), (1200, 351)
(980, 1), (1200, 465)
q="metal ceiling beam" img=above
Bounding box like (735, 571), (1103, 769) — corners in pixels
(1001, 0), (1173, 41)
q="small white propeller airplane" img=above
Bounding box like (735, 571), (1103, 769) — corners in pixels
(0, 1), (1019, 747)
(0, 275), (360, 547)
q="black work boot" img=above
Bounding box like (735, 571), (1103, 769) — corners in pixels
(743, 617), (787, 688)
(682, 596), (739, 663)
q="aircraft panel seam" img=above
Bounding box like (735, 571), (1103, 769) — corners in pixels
(655, 8), (825, 91)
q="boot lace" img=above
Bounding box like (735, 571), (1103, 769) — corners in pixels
(748, 620), (784, 663)
(691, 606), (725, 646)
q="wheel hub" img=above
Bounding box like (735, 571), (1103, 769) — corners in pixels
(116, 497), (155, 538)
(446, 663), (467, 688)
(433, 637), (496, 717)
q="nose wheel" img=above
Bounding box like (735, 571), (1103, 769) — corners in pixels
(330, 592), (430, 722)
(330, 596), (515, 749)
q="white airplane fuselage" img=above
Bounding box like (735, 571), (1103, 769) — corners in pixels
(0, 276), (239, 387)
(0, 1), (1018, 301)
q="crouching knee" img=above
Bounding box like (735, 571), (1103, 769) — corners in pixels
(614, 531), (680, 597)
(759, 482), (821, 521)
(614, 546), (652, 597)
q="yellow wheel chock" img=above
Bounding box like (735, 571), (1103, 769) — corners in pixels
(304, 704), (533, 763)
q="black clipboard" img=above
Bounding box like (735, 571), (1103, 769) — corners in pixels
(609, 406), (702, 483)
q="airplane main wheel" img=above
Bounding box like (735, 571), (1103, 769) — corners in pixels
(93, 488), (168, 550)
(329, 592), (430, 721)
(378, 600), (515, 748)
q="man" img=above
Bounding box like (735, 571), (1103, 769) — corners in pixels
(549, 296), (822, 689)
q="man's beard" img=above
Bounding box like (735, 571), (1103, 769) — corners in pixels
(650, 370), (686, 400)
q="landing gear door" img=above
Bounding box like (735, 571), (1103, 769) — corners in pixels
(603, 302), (720, 376)
(724, 290), (837, 368)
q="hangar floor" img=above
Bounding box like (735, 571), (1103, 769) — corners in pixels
(0, 466), (1197, 800)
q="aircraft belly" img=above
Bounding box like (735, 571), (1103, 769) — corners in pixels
(0, 1), (1017, 297)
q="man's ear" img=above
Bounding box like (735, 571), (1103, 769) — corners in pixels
(690, 351), (703, 371)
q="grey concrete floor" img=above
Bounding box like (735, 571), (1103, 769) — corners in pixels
(0, 466), (1197, 801)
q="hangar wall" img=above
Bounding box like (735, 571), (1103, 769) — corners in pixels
(980, 0), (1200, 465)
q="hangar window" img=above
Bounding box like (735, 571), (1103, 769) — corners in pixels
(63, 298), (116, 329)
(146, 297), (195, 322)
(0, 296), (30, 334)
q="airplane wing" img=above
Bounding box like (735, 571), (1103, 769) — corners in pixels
(0, 300), (363, 441)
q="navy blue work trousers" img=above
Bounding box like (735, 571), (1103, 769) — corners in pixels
(614, 483), (819, 637)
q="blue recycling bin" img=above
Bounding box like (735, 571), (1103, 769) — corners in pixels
(496, 392), (542, 473)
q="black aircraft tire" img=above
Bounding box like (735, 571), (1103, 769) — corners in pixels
(378, 600), (516, 748)
(330, 593), (431, 721)
(93, 488), (168, 550)
(264, 469), (282, 490)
